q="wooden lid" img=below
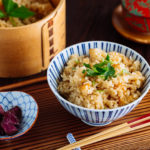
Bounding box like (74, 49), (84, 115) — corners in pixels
(122, 0), (150, 18)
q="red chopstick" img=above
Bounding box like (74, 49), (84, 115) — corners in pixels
(58, 113), (150, 150)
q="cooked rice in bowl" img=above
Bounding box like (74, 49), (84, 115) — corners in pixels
(0, 0), (54, 27)
(58, 49), (145, 109)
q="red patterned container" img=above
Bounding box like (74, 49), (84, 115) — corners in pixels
(122, 0), (150, 33)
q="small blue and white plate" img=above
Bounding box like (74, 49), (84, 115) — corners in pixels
(0, 91), (39, 140)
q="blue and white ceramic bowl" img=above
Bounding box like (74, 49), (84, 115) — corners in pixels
(0, 91), (38, 140)
(47, 41), (150, 126)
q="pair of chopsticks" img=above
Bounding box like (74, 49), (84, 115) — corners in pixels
(57, 113), (150, 150)
(0, 76), (47, 91)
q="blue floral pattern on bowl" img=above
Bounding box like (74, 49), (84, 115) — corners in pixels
(0, 91), (38, 140)
(47, 41), (150, 126)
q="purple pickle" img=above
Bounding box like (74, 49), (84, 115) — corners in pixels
(1, 121), (18, 136)
(0, 105), (5, 115)
(8, 106), (22, 122)
(0, 105), (22, 136)
(2, 111), (20, 126)
(0, 125), (5, 136)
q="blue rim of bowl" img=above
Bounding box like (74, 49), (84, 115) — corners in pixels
(47, 41), (150, 112)
(0, 91), (39, 140)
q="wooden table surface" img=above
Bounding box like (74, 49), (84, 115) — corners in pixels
(1, 82), (150, 150)
(0, 0), (150, 149)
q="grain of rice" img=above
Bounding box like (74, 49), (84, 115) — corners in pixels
(58, 49), (145, 109)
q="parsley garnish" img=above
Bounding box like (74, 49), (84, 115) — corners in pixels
(106, 54), (110, 61)
(82, 54), (116, 80)
(0, 0), (34, 20)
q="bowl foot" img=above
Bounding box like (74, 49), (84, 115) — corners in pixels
(81, 120), (112, 127)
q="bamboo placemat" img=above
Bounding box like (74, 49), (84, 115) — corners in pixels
(0, 82), (150, 150)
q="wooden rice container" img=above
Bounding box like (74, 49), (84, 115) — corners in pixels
(0, 0), (66, 77)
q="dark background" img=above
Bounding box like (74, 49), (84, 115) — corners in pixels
(0, 0), (149, 85)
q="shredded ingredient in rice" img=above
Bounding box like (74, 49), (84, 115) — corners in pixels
(58, 49), (145, 109)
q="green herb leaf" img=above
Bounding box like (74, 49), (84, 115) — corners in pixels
(93, 61), (107, 68)
(106, 54), (110, 61)
(94, 67), (107, 75)
(2, 0), (18, 14)
(83, 63), (91, 68)
(108, 63), (115, 75)
(82, 54), (116, 80)
(0, 10), (5, 18)
(85, 68), (99, 76)
(104, 63), (115, 80)
(9, 6), (35, 19)
(2, 0), (35, 20)
(82, 70), (86, 74)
